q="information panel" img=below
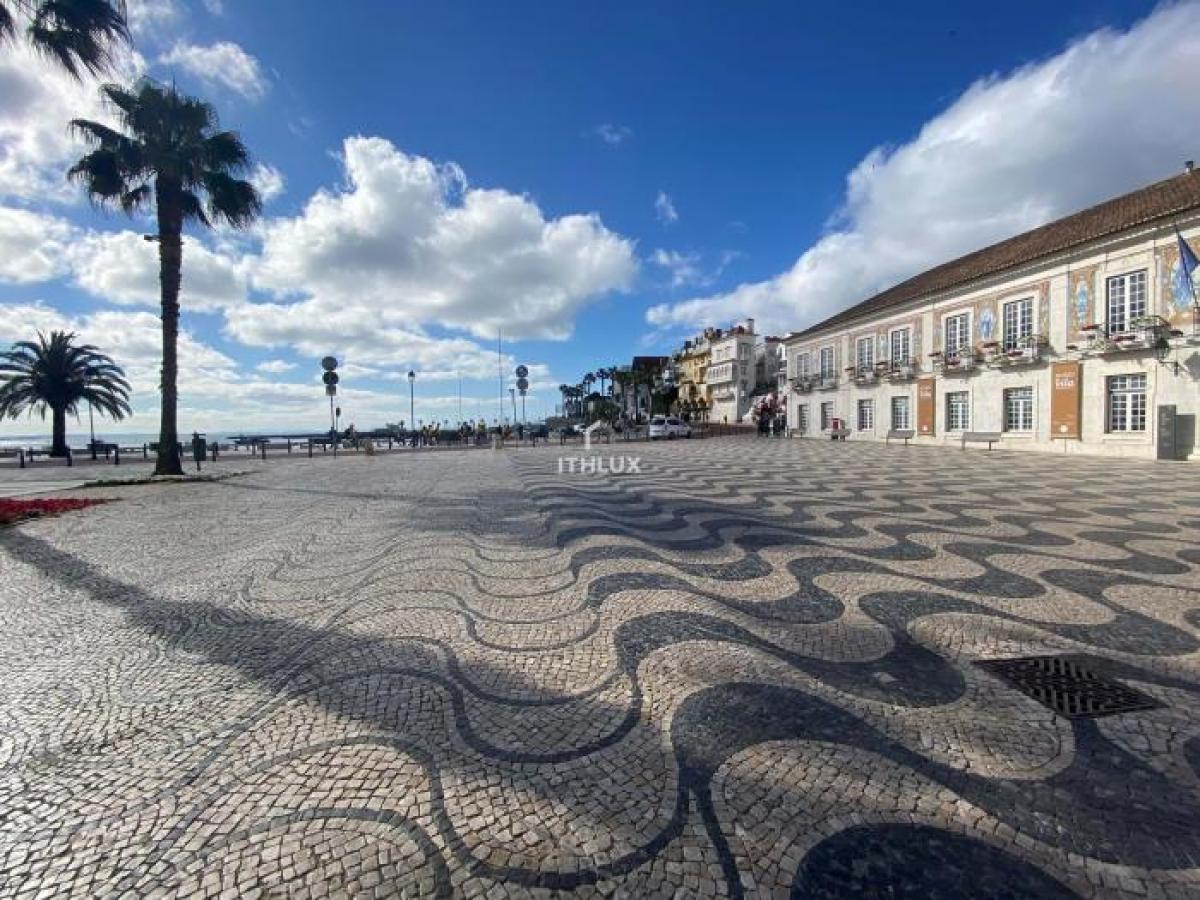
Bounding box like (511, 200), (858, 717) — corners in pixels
(1050, 361), (1082, 439)
(917, 377), (935, 436)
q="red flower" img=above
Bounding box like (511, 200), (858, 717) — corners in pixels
(0, 498), (108, 526)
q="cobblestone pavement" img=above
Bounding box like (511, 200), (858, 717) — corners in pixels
(2, 438), (1199, 899)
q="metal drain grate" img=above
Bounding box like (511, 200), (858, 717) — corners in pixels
(974, 655), (1162, 719)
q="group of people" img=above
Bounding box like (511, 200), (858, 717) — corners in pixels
(403, 420), (543, 448)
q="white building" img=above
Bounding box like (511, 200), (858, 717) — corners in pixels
(783, 169), (1200, 459)
(707, 319), (757, 423)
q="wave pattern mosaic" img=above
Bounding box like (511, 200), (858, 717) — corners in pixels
(1, 440), (1199, 898)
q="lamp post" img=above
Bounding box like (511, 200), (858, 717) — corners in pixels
(408, 370), (416, 439)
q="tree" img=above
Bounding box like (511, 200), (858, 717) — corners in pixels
(0, 330), (131, 456)
(69, 80), (261, 475)
(0, 0), (128, 78)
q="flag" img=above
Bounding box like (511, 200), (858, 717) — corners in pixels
(1177, 229), (1199, 304)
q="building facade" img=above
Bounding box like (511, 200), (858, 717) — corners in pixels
(783, 171), (1200, 459)
(707, 320), (757, 423)
(673, 333), (713, 420)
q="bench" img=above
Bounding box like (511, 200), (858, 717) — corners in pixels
(961, 431), (1001, 451)
(0, 447), (26, 468)
(886, 429), (915, 446)
(829, 428), (850, 441)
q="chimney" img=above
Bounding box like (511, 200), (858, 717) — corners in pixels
(746, 317), (755, 334)
(1187, 160), (1195, 174)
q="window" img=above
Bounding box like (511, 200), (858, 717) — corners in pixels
(855, 336), (874, 371)
(857, 399), (874, 431)
(819, 347), (835, 380)
(945, 391), (970, 431)
(1106, 270), (1147, 334)
(1003, 386), (1034, 432)
(794, 352), (811, 378)
(820, 401), (833, 431)
(797, 404), (809, 434)
(1002, 298), (1033, 351)
(889, 328), (911, 364)
(945, 313), (970, 356)
(890, 396), (910, 430)
(1107, 374), (1147, 432)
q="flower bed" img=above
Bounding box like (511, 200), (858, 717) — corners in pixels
(0, 497), (108, 526)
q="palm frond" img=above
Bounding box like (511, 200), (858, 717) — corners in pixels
(28, 0), (130, 79)
(200, 130), (251, 173)
(202, 171), (261, 227)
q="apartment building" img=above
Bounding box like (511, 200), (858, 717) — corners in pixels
(783, 170), (1200, 459)
(707, 319), (757, 423)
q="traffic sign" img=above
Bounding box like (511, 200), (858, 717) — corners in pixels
(322, 370), (339, 386)
(515, 364), (529, 378)
(516, 377), (529, 391)
(321, 356), (338, 371)
(325, 384), (337, 396)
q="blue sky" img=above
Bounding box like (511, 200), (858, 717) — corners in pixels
(1, 0), (1196, 435)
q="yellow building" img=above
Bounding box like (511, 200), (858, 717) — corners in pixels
(673, 328), (721, 419)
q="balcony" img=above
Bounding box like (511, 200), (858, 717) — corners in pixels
(883, 360), (917, 381)
(816, 375), (839, 391)
(1066, 317), (1182, 357)
(929, 349), (977, 375)
(791, 375), (816, 393)
(846, 364), (880, 385)
(982, 334), (1049, 368)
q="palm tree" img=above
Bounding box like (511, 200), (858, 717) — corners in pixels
(0, 330), (131, 456)
(596, 366), (611, 398)
(0, 1), (128, 78)
(69, 79), (261, 474)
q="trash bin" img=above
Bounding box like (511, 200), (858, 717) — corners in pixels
(191, 432), (207, 470)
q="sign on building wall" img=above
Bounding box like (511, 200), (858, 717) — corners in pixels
(1050, 361), (1082, 439)
(917, 377), (935, 435)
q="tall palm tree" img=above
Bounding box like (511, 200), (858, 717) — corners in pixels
(0, 0), (128, 78)
(0, 330), (131, 456)
(596, 366), (610, 398)
(69, 79), (261, 475)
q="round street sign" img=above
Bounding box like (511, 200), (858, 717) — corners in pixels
(516, 377), (529, 391)
(321, 356), (338, 371)
(515, 364), (529, 379)
(322, 371), (339, 386)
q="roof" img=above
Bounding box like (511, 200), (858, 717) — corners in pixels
(793, 170), (1200, 340)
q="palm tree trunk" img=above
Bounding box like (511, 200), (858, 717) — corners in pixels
(51, 405), (68, 456)
(155, 183), (185, 476)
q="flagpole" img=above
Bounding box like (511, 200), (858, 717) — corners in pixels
(497, 329), (504, 424)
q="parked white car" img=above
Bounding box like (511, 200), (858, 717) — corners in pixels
(648, 416), (691, 439)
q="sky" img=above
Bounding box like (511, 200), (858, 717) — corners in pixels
(1, 0), (1198, 437)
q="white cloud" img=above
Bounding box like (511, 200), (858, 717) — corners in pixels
(202, 0), (224, 14)
(0, 42), (144, 202)
(68, 229), (249, 311)
(648, 2), (1200, 336)
(158, 41), (268, 101)
(250, 163), (286, 202)
(593, 123), (632, 146)
(127, 0), (183, 39)
(242, 136), (636, 345)
(255, 359), (296, 374)
(654, 191), (678, 225)
(651, 249), (704, 288)
(0, 208), (74, 282)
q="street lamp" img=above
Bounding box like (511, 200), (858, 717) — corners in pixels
(408, 370), (416, 435)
